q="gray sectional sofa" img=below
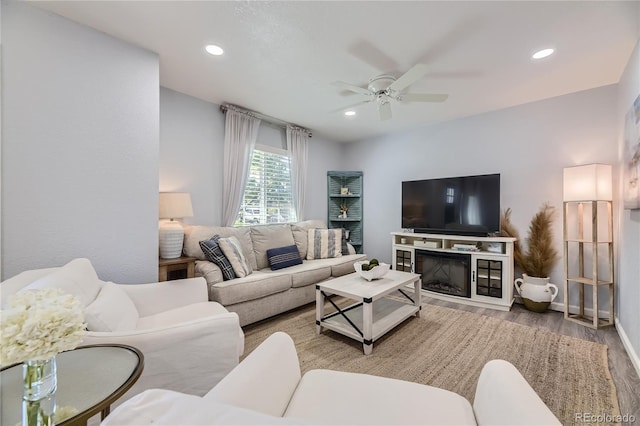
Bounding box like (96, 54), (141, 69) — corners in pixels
(183, 220), (366, 326)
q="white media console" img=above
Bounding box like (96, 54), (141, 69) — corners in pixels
(391, 232), (516, 311)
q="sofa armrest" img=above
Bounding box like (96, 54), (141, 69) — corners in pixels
(205, 332), (302, 417)
(473, 360), (561, 425)
(82, 312), (242, 396)
(119, 278), (208, 317)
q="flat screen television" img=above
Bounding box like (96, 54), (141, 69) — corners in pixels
(402, 173), (500, 236)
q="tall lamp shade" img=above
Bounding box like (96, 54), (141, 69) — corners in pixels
(563, 164), (612, 201)
(159, 192), (193, 259)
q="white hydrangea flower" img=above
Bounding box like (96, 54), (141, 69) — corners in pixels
(1, 288), (86, 365)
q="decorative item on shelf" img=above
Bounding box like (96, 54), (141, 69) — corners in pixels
(340, 187), (349, 195)
(344, 229), (351, 240)
(1, 288), (86, 425)
(500, 204), (559, 312)
(354, 259), (390, 281)
(159, 192), (194, 259)
(339, 201), (348, 219)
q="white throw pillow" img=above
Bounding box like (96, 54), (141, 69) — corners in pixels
(218, 236), (253, 278)
(306, 229), (343, 260)
(84, 283), (139, 332)
(22, 258), (103, 308)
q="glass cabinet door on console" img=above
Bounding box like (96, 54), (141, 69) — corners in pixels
(475, 259), (503, 298)
(395, 249), (413, 272)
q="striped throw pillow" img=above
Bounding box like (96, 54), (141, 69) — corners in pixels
(267, 245), (303, 270)
(306, 229), (343, 260)
(218, 236), (253, 278)
(199, 236), (236, 281)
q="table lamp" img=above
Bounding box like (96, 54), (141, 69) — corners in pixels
(159, 192), (193, 259)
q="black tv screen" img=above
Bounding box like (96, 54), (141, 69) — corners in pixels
(402, 174), (500, 236)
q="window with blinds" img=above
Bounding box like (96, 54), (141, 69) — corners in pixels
(235, 145), (298, 226)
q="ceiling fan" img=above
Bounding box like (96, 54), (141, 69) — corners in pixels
(332, 64), (448, 121)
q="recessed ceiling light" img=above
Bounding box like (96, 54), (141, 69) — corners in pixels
(532, 48), (554, 59)
(344, 110), (356, 116)
(205, 44), (224, 56)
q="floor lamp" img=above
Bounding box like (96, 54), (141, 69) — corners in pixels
(562, 164), (614, 328)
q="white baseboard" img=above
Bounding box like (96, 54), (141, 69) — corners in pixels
(615, 317), (640, 379)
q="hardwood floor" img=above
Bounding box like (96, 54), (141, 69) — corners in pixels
(425, 297), (640, 422)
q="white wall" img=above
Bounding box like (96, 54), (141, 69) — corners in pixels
(344, 85), (619, 309)
(617, 38), (640, 374)
(159, 88), (344, 226)
(159, 88), (224, 225)
(1, 2), (159, 283)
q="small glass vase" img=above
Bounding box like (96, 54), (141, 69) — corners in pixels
(23, 357), (57, 426)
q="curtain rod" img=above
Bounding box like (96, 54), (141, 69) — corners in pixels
(220, 104), (312, 138)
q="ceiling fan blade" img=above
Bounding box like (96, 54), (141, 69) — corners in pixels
(330, 99), (371, 114)
(388, 64), (429, 92)
(331, 81), (372, 97)
(378, 101), (392, 121)
(399, 93), (449, 103)
(348, 40), (399, 74)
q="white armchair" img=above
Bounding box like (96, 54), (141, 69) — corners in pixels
(0, 258), (244, 398)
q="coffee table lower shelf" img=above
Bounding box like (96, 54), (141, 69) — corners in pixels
(319, 298), (420, 344)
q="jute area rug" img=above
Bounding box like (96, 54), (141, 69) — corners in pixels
(243, 301), (620, 425)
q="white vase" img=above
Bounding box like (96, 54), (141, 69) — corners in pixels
(23, 357), (57, 425)
(514, 274), (559, 313)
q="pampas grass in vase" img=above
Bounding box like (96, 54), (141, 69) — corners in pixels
(501, 203), (559, 278)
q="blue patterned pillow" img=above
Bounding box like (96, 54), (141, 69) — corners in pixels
(199, 236), (236, 281)
(267, 245), (303, 270)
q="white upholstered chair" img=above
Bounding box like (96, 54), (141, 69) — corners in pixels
(0, 258), (244, 398)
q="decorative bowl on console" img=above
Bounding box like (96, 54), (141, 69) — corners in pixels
(353, 261), (390, 281)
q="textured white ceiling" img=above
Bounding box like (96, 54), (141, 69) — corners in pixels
(33, 1), (640, 142)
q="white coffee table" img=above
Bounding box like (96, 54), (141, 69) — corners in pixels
(316, 270), (421, 354)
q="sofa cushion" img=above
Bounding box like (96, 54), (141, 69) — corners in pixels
(200, 236), (236, 281)
(285, 261), (332, 288)
(84, 282), (139, 332)
(219, 236), (253, 278)
(267, 245), (303, 271)
(251, 225), (296, 270)
(306, 229), (343, 260)
(22, 258), (103, 308)
(291, 220), (326, 259)
(209, 272), (292, 306)
(184, 225), (258, 270)
(284, 369), (476, 425)
(136, 301), (230, 330)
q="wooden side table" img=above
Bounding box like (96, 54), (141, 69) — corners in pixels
(158, 256), (196, 282)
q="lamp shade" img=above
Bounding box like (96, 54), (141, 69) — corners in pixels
(563, 164), (612, 201)
(159, 192), (193, 219)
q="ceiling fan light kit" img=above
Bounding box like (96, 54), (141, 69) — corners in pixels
(332, 63), (448, 121)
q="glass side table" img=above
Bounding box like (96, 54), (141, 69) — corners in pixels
(1, 344), (144, 425)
